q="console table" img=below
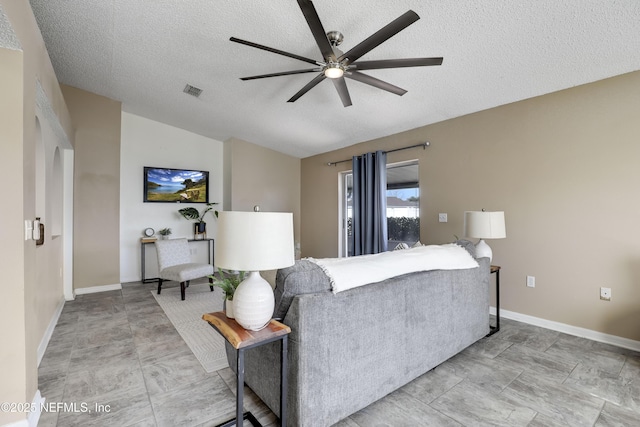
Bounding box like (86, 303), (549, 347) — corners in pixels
(140, 238), (214, 283)
(202, 311), (290, 427)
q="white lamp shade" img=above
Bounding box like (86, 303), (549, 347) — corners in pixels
(215, 211), (294, 330)
(215, 211), (295, 271)
(463, 211), (506, 239)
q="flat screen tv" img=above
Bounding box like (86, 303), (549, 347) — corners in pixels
(143, 167), (209, 203)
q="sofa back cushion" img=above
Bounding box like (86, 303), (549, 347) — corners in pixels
(273, 260), (332, 320)
(274, 240), (479, 320)
(455, 239), (476, 258)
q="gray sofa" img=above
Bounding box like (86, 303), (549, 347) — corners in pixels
(226, 244), (490, 426)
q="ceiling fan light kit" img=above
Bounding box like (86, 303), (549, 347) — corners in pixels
(231, 0), (443, 107)
(324, 64), (344, 79)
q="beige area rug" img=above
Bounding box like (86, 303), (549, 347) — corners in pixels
(152, 283), (229, 373)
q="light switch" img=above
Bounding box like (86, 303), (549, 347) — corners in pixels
(438, 213), (448, 223)
(526, 276), (535, 288)
(25, 220), (33, 240)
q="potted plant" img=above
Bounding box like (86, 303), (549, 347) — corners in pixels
(178, 202), (219, 239)
(158, 227), (172, 239)
(209, 268), (246, 318)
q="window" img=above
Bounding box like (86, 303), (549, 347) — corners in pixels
(339, 160), (419, 256)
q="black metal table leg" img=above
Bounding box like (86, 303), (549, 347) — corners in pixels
(487, 265), (501, 336)
(495, 268), (500, 332)
(141, 242), (145, 282)
(214, 347), (262, 427)
(280, 336), (287, 427)
(216, 412), (260, 427)
(237, 348), (244, 426)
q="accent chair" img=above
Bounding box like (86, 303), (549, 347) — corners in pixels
(155, 238), (214, 300)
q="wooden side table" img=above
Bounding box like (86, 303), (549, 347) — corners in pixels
(202, 311), (291, 427)
(487, 265), (501, 336)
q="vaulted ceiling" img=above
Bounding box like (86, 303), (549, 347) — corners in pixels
(28, 0), (640, 158)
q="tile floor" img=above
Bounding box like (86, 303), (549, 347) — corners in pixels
(38, 280), (640, 426)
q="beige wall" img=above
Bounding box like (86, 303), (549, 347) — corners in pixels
(225, 138), (301, 249)
(0, 46), (28, 427)
(1, 1), (74, 424)
(301, 71), (640, 342)
(62, 85), (122, 290)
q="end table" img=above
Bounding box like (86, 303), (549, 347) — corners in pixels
(487, 265), (501, 336)
(202, 311), (291, 427)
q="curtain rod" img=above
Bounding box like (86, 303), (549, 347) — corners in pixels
(326, 142), (430, 166)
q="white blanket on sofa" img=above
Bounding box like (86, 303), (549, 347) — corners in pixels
(307, 244), (479, 294)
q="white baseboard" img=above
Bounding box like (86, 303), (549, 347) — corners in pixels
(1, 419), (28, 427)
(120, 275), (139, 284)
(27, 390), (44, 427)
(37, 299), (65, 366)
(74, 283), (122, 295)
(490, 306), (640, 352)
(1, 390), (45, 427)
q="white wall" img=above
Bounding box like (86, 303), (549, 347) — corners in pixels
(120, 112), (224, 283)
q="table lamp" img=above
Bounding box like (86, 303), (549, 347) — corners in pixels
(215, 210), (294, 331)
(463, 210), (506, 261)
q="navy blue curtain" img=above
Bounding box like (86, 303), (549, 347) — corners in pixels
(351, 150), (388, 255)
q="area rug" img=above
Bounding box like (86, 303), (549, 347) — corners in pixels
(152, 283), (229, 373)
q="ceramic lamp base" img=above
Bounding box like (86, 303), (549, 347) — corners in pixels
(233, 271), (274, 331)
(475, 239), (493, 261)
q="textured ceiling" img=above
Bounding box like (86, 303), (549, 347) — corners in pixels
(0, 6), (22, 50)
(28, 0), (640, 158)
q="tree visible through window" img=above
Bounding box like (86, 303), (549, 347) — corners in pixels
(342, 160), (419, 256)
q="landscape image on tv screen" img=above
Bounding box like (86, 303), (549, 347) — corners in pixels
(144, 167), (209, 203)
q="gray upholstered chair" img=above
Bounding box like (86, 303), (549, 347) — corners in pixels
(155, 238), (214, 300)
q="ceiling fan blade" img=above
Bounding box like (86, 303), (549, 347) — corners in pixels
(297, 0), (337, 62)
(354, 57), (443, 70)
(288, 73), (326, 103)
(332, 77), (352, 107)
(339, 10), (420, 66)
(346, 71), (407, 96)
(240, 68), (321, 81)
(230, 37), (320, 65)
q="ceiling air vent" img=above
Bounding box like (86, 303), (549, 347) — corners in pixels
(183, 84), (203, 98)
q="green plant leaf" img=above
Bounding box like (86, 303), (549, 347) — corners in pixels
(178, 207), (200, 220)
(178, 203), (220, 222)
(208, 268), (245, 300)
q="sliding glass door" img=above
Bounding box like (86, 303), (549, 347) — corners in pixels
(339, 160), (419, 257)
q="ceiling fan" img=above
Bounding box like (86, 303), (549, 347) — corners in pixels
(230, 0), (443, 107)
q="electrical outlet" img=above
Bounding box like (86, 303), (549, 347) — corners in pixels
(600, 287), (611, 301)
(438, 213), (448, 223)
(526, 276), (535, 288)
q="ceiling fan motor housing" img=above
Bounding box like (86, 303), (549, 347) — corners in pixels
(326, 30), (344, 47)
